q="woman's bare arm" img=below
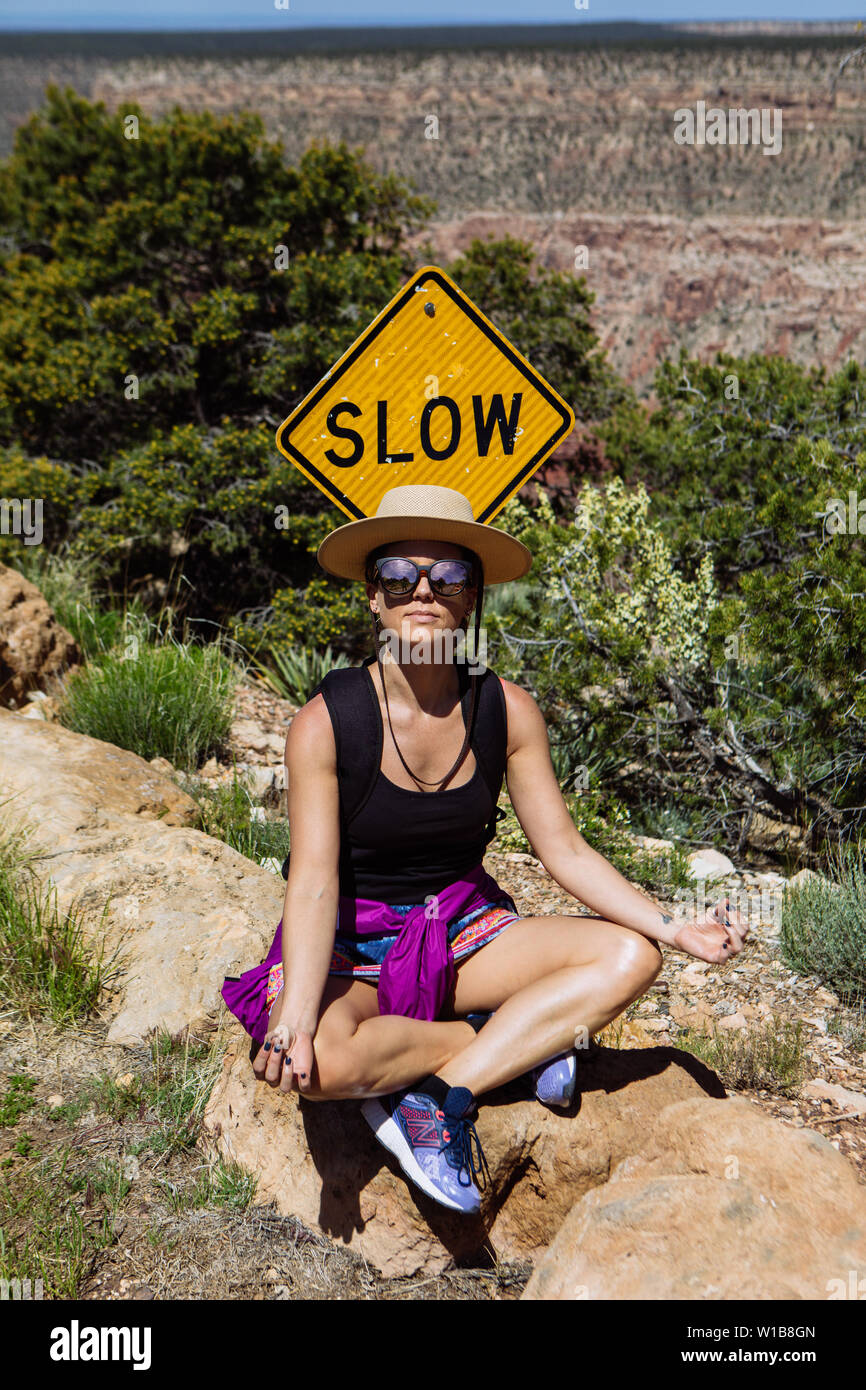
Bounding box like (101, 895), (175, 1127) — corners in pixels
(500, 680), (747, 962)
(254, 694), (341, 1093)
(277, 694), (341, 1033)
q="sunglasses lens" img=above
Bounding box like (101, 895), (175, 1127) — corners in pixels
(377, 559), (416, 593)
(429, 561), (469, 594)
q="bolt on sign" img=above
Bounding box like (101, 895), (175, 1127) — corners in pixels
(275, 265), (575, 522)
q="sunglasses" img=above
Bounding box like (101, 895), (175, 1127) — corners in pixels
(371, 556), (473, 597)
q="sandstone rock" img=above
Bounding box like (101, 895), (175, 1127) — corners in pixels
(801, 1080), (866, 1115)
(752, 871), (787, 888)
(678, 960), (711, 983)
(0, 564), (81, 709)
(668, 1001), (715, 1031)
(19, 702), (51, 720)
(148, 756), (175, 775)
(636, 1017), (672, 1035)
(121, 1154), (140, 1182)
(607, 1018), (664, 1049)
(245, 766), (276, 799)
(258, 857), (284, 877)
(786, 868), (829, 891)
(522, 1095), (866, 1299)
(717, 1010), (748, 1031)
(687, 848), (736, 879)
(746, 812), (807, 853)
(18, 691), (62, 722)
(632, 835), (676, 856)
(231, 719), (272, 755)
(201, 1027), (724, 1278)
(0, 710), (284, 1044)
(0, 708), (199, 833)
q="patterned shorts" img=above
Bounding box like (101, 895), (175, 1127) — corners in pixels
(265, 898), (519, 1015)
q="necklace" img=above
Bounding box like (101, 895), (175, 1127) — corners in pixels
(376, 648), (479, 792)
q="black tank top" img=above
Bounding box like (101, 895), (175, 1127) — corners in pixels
(283, 656), (508, 904)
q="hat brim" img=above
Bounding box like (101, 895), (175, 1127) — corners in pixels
(317, 514), (532, 585)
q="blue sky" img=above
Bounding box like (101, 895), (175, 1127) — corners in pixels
(0, 1), (860, 29)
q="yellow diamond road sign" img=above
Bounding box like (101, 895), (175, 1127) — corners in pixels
(275, 265), (575, 523)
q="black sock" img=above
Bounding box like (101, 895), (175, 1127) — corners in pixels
(414, 1072), (451, 1107)
(464, 1011), (491, 1034)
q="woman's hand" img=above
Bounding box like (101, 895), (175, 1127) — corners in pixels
(252, 1020), (315, 1094)
(671, 897), (749, 964)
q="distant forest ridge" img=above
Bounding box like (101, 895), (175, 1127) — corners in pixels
(0, 23), (860, 58)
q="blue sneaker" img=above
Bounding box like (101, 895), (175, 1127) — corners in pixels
(532, 1050), (578, 1108)
(462, 1011), (577, 1108)
(361, 1084), (490, 1215)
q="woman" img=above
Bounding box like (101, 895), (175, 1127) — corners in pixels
(222, 485), (747, 1217)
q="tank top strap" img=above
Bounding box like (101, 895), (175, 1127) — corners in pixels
(315, 660), (382, 825)
(461, 664), (507, 809)
(280, 661), (381, 879)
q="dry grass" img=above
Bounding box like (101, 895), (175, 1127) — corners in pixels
(673, 1014), (807, 1097)
(0, 1012), (529, 1301)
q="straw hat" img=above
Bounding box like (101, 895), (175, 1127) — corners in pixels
(317, 485), (531, 584)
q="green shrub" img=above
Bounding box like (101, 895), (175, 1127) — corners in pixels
(599, 352), (866, 847)
(781, 847), (866, 1004)
(0, 1076), (38, 1128)
(233, 573), (373, 660)
(56, 610), (241, 772)
(258, 642), (353, 706)
(0, 852), (109, 1026)
(0, 796), (38, 882)
(194, 1158), (257, 1212)
(142, 1028), (226, 1159)
(0, 1146), (118, 1298)
(1, 94), (624, 670)
(675, 1015), (806, 1095)
(485, 483), (721, 825)
(0, 87), (431, 458)
(827, 1004), (866, 1053)
(178, 768), (291, 868)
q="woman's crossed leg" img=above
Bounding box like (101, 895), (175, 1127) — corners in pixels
(255, 974), (477, 1099)
(255, 916), (662, 1100)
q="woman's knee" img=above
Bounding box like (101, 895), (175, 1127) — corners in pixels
(308, 1035), (368, 1099)
(609, 927), (663, 991)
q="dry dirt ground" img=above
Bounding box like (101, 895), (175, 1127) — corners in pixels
(0, 1015), (531, 1301)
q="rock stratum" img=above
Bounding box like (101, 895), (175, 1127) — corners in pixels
(1, 36), (864, 390)
(410, 212), (866, 391)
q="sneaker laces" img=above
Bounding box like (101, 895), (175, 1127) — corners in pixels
(437, 1105), (491, 1192)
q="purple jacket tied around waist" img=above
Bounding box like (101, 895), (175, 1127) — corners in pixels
(220, 862), (508, 1045)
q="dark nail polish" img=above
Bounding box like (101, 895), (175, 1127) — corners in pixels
(274, 1042), (281, 1051)
(300, 1073), (307, 1079)
(263, 1042), (272, 1051)
(284, 1054), (291, 1065)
